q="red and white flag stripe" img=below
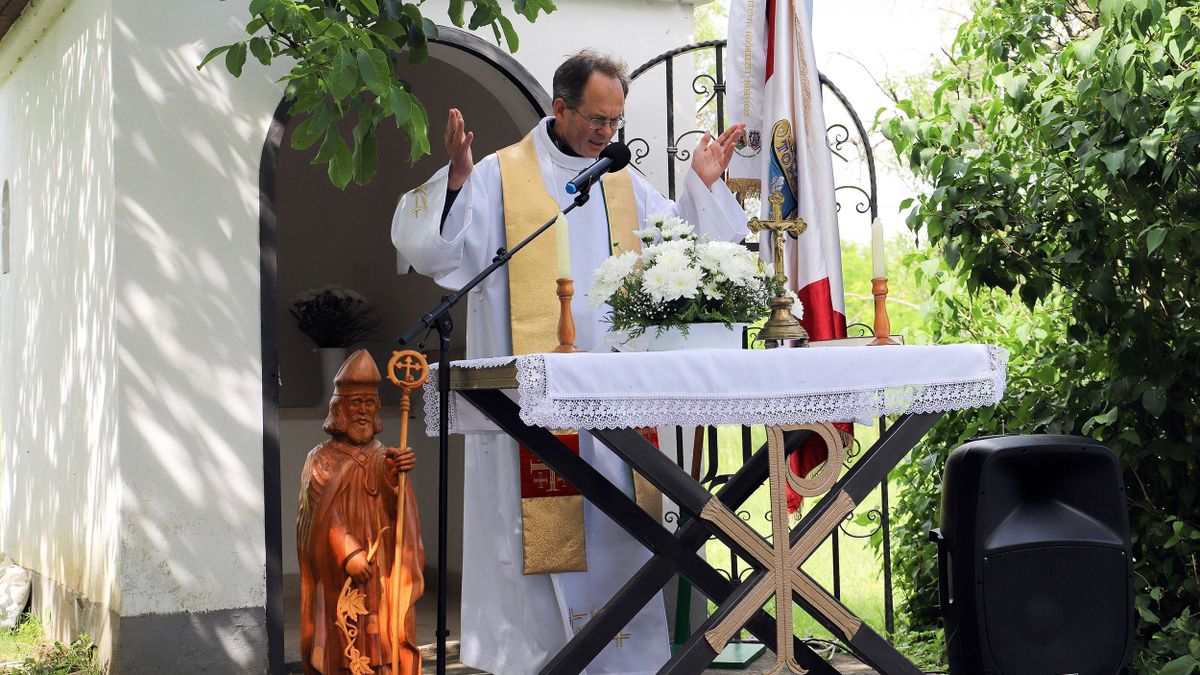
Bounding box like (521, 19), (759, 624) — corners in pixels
(728, 0), (849, 510)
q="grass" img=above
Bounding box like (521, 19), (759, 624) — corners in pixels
(0, 614), (102, 674)
(0, 615), (44, 664)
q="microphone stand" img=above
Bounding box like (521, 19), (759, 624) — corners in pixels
(397, 183), (596, 675)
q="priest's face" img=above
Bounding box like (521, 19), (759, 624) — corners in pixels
(553, 72), (625, 158)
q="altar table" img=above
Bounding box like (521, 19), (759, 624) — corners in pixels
(424, 344), (1007, 674)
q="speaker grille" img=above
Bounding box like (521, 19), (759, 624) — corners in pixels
(982, 545), (1128, 675)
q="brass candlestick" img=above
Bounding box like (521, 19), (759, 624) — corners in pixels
(553, 278), (584, 353)
(869, 277), (900, 346)
(749, 191), (809, 346)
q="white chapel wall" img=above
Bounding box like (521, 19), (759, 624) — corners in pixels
(107, 0), (288, 618)
(0, 0), (709, 638)
(0, 0), (121, 644)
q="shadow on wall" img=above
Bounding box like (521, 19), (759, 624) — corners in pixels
(0, 5), (120, 656)
(108, 8), (275, 648)
(3, 5), (548, 669)
(8, 2), (288, 667)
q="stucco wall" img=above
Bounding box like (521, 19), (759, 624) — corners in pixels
(0, 0), (119, 645)
(0, 0), (707, 666)
(108, 0), (289, 620)
(420, 0), (700, 86)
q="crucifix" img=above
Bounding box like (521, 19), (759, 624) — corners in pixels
(747, 191), (810, 346)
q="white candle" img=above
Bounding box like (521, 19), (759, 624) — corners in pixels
(871, 217), (886, 279)
(555, 213), (571, 279)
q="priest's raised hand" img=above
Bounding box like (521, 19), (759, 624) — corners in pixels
(690, 122), (746, 189)
(392, 50), (752, 675)
(445, 108), (475, 190)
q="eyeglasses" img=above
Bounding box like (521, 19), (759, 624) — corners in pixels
(569, 108), (626, 131)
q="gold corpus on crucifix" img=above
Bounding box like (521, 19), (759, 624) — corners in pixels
(748, 191), (810, 346)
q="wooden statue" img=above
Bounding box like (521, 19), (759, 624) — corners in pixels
(297, 349), (425, 675)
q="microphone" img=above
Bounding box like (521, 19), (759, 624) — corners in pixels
(564, 142), (632, 195)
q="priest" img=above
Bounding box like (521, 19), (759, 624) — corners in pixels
(391, 49), (747, 674)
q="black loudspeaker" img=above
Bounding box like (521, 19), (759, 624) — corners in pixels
(931, 435), (1133, 675)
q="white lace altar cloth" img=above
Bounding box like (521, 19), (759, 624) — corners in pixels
(422, 344), (1008, 436)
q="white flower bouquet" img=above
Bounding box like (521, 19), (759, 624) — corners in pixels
(587, 214), (789, 339)
(289, 285), (380, 348)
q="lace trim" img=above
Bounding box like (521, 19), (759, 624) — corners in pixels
(422, 357), (517, 436)
(424, 349), (1008, 434)
(518, 374), (1006, 429)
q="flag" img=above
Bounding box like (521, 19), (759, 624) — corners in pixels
(728, 0), (849, 512)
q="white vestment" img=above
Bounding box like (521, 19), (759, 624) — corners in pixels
(391, 118), (747, 675)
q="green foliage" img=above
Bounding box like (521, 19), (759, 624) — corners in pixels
(888, 626), (947, 672)
(880, 0), (1200, 669)
(1139, 595), (1200, 674)
(199, 0), (556, 188)
(0, 614), (46, 664)
(12, 635), (101, 675)
(0, 618), (101, 675)
(11, 638), (97, 674)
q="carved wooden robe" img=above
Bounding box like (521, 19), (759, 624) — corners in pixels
(298, 438), (424, 675)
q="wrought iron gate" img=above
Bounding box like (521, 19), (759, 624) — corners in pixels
(620, 39), (898, 642)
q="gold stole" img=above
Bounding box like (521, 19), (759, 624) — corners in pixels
(497, 131), (661, 574)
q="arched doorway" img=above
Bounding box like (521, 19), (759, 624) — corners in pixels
(257, 28), (548, 673)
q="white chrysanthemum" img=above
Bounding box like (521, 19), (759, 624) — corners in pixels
(641, 243), (661, 264)
(696, 240), (745, 274)
(642, 264), (675, 303)
(654, 247), (690, 272)
(643, 262), (701, 303)
(634, 226), (659, 242)
(788, 289), (805, 320)
(641, 238), (692, 265)
(720, 251), (760, 285)
(607, 250), (640, 279)
(644, 212), (669, 227)
(664, 265), (704, 300)
(587, 250), (639, 308)
(701, 281), (725, 301)
(660, 216), (695, 240)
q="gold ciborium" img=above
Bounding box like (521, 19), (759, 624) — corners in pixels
(748, 191), (809, 346)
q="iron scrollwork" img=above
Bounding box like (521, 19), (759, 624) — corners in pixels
(625, 38), (895, 643)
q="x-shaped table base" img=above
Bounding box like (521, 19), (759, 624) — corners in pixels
(458, 388), (943, 674)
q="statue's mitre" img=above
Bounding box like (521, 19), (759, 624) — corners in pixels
(333, 349), (380, 396)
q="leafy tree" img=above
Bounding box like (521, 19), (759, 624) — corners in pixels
(199, 0), (556, 188)
(881, 0), (1200, 670)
